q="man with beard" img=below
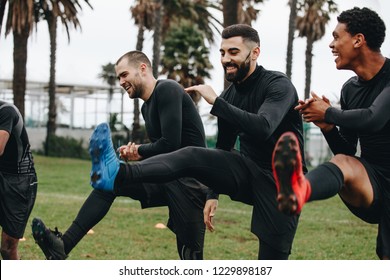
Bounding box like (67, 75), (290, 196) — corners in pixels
(31, 51), (218, 260)
(87, 24), (306, 259)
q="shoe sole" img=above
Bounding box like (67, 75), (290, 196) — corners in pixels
(31, 218), (66, 260)
(89, 123), (118, 191)
(32, 217), (46, 244)
(273, 133), (299, 215)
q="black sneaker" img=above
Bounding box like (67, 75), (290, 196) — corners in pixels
(31, 217), (67, 260)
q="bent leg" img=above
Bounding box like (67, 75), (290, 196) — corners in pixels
(120, 147), (252, 199)
(330, 155), (374, 208)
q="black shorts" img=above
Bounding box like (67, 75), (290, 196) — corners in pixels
(117, 177), (207, 251)
(243, 157), (299, 255)
(0, 172), (37, 239)
(340, 157), (390, 258)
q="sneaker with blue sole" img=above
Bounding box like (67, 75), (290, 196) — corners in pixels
(89, 123), (119, 192)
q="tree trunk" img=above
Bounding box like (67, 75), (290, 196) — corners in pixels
(222, 0), (239, 27)
(152, 0), (163, 78)
(286, 0), (297, 79)
(131, 17), (145, 144)
(12, 24), (29, 119)
(304, 36), (314, 100)
(222, 0), (240, 90)
(45, 15), (58, 155)
(0, 0), (7, 39)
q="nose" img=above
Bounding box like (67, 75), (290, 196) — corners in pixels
(119, 77), (126, 87)
(221, 53), (231, 64)
(329, 39), (334, 49)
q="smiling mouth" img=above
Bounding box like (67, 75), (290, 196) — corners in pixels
(225, 66), (237, 74)
(124, 85), (132, 91)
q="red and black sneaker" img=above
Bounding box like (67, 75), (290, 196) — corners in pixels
(272, 132), (311, 215)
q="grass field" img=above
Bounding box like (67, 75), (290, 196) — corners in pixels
(17, 155), (378, 260)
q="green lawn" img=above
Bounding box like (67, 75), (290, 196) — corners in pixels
(18, 155), (378, 260)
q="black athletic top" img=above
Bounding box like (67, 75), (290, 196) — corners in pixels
(139, 79), (207, 157)
(211, 65), (305, 170)
(323, 58), (390, 171)
(138, 79), (217, 199)
(0, 101), (35, 175)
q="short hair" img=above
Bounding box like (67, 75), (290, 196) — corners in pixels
(337, 7), (386, 51)
(116, 50), (152, 68)
(222, 24), (260, 46)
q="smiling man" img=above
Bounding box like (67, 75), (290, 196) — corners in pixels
(272, 7), (390, 259)
(32, 51), (218, 260)
(86, 24), (306, 259)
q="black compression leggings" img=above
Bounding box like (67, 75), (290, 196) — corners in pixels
(120, 147), (253, 198)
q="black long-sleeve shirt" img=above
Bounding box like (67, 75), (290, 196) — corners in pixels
(138, 79), (207, 157)
(323, 58), (390, 171)
(137, 79), (217, 199)
(211, 65), (305, 170)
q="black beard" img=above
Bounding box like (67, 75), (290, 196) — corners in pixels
(224, 60), (251, 83)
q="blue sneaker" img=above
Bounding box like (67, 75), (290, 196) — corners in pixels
(89, 123), (119, 192)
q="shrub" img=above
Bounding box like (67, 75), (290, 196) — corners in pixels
(39, 135), (90, 160)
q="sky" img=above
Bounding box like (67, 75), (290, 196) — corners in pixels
(1, 0), (390, 105)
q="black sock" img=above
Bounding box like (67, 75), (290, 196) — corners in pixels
(114, 163), (133, 192)
(306, 162), (344, 201)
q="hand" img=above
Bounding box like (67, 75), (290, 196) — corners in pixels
(295, 97), (315, 111)
(203, 199), (218, 232)
(299, 91), (331, 123)
(185, 85), (217, 105)
(118, 142), (143, 161)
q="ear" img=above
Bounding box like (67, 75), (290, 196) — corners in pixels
(252, 46), (260, 59)
(353, 33), (365, 48)
(139, 63), (148, 74)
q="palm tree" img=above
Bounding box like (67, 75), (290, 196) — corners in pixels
(35, 0), (92, 156)
(286, 0), (298, 79)
(152, 0), (163, 78)
(159, 0), (222, 103)
(4, 0), (36, 119)
(222, 0), (263, 27)
(152, 0), (222, 79)
(296, 0), (337, 99)
(98, 62), (116, 126)
(98, 62), (116, 99)
(130, 0), (155, 143)
(161, 20), (213, 106)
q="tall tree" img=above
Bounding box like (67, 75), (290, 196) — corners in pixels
(98, 62), (116, 100)
(5, 0), (35, 118)
(286, 0), (298, 79)
(35, 0), (92, 156)
(152, 0), (163, 78)
(222, 0), (263, 27)
(160, 0), (222, 102)
(161, 21), (213, 106)
(0, 0), (7, 38)
(130, 0), (155, 143)
(296, 0), (337, 99)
